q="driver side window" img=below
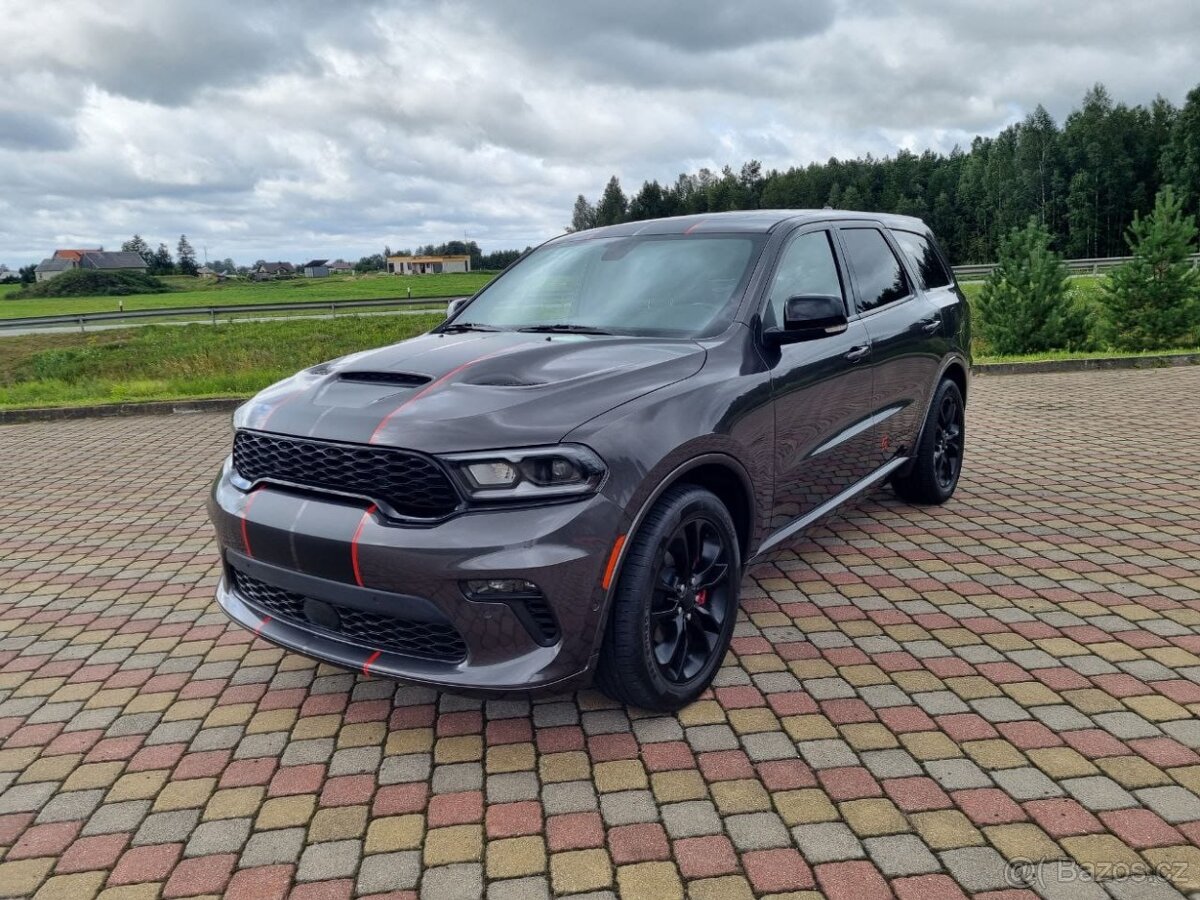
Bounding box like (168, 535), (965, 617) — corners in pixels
(764, 231), (845, 329)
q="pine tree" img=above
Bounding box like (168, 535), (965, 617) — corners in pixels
(151, 243), (174, 275)
(976, 218), (1079, 355)
(121, 234), (151, 264)
(570, 195), (597, 232)
(1102, 186), (1199, 350)
(594, 177), (628, 227)
(177, 235), (198, 276)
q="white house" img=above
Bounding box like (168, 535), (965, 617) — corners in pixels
(386, 254), (471, 275)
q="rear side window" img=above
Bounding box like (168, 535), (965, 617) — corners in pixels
(764, 231), (844, 329)
(891, 229), (954, 290)
(839, 228), (911, 313)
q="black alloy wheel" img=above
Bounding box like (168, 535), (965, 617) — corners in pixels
(932, 390), (964, 490)
(892, 377), (966, 505)
(596, 485), (742, 711)
(649, 515), (732, 683)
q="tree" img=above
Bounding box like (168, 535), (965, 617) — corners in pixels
(594, 176), (628, 227)
(570, 194), (597, 232)
(976, 218), (1082, 354)
(1102, 186), (1199, 350)
(150, 243), (174, 275)
(18, 264), (36, 285)
(121, 234), (151, 264)
(1162, 86), (1200, 218)
(355, 253), (386, 273)
(176, 235), (198, 276)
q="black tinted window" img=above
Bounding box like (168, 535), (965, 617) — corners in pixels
(764, 231), (844, 328)
(891, 229), (953, 289)
(840, 228), (910, 313)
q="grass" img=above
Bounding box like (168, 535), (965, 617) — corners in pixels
(0, 272), (495, 320)
(0, 313), (444, 409)
(975, 346), (1200, 364)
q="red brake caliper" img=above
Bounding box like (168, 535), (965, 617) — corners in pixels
(696, 589), (707, 606)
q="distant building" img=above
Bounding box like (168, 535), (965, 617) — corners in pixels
(35, 249), (145, 282)
(302, 259), (331, 278)
(386, 254), (471, 275)
(79, 251), (148, 274)
(328, 259), (353, 273)
(254, 262), (296, 280)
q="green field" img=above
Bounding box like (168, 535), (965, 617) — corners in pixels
(0, 272), (495, 320)
(0, 314), (444, 409)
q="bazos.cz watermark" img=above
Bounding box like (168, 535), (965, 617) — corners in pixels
(1005, 857), (1189, 887)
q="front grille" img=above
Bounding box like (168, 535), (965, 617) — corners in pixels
(233, 430), (460, 520)
(231, 568), (467, 663)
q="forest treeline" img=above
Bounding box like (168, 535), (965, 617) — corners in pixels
(571, 84), (1200, 264)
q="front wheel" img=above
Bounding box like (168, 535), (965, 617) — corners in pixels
(892, 378), (965, 505)
(595, 485), (741, 711)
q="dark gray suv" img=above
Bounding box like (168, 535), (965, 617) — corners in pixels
(208, 210), (970, 710)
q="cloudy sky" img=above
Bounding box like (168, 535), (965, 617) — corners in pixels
(1, 1), (1198, 267)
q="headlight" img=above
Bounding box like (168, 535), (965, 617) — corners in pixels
(441, 444), (606, 501)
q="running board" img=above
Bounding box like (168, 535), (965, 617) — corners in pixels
(751, 456), (909, 559)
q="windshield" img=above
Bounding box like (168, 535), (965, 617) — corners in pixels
(447, 233), (765, 338)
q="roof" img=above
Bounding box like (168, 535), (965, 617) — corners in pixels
(80, 251), (148, 270)
(36, 258), (73, 272)
(303, 259), (329, 268)
(257, 262), (295, 273)
(52, 248), (101, 262)
(555, 209), (928, 243)
(328, 259), (352, 268)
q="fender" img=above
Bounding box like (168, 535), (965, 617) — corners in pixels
(894, 353), (971, 478)
(586, 451), (756, 661)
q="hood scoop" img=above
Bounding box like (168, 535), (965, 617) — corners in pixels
(338, 371), (432, 387)
(311, 371), (432, 408)
(467, 374), (548, 387)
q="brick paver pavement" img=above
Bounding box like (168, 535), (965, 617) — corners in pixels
(2, 367), (1200, 899)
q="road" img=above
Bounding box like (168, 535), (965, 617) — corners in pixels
(1, 368), (1199, 898)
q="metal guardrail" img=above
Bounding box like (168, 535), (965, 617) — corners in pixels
(952, 253), (1200, 280)
(0, 295), (463, 332)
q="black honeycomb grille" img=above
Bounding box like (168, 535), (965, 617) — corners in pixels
(233, 430), (460, 520)
(231, 568), (467, 663)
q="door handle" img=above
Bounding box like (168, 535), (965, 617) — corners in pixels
(844, 345), (870, 362)
(920, 316), (942, 334)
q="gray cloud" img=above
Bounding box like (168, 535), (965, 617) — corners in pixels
(1, 0), (1198, 266)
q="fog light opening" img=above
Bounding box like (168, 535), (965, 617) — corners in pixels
(464, 578), (541, 598)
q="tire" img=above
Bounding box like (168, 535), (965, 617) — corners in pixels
(595, 485), (741, 711)
(892, 378), (965, 505)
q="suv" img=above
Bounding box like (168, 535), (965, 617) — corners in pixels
(208, 211), (969, 711)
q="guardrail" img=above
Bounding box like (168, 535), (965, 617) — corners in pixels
(0, 295), (463, 332)
(952, 253), (1200, 280)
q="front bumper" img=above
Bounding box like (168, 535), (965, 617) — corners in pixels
(208, 459), (625, 693)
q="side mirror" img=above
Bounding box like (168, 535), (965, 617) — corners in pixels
(446, 297), (468, 319)
(765, 295), (849, 346)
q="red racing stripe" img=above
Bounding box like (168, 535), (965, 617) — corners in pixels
(350, 504), (378, 588)
(253, 616), (272, 637)
(367, 345), (521, 444)
(240, 487), (264, 557)
(362, 650), (382, 677)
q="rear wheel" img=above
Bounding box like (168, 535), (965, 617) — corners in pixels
(596, 485), (740, 711)
(892, 378), (965, 505)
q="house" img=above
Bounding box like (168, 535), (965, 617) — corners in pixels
(254, 262), (296, 280)
(302, 259), (331, 278)
(79, 251), (148, 274)
(386, 254), (471, 275)
(35, 248), (146, 282)
(328, 259), (353, 273)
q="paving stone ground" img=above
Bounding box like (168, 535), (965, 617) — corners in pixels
(1, 367), (1200, 900)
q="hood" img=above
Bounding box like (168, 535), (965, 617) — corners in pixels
(236, 330), (706, 453)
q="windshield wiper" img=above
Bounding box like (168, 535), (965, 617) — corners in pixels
(441, 322), (504, 333)
(517, 324), (615, 335)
